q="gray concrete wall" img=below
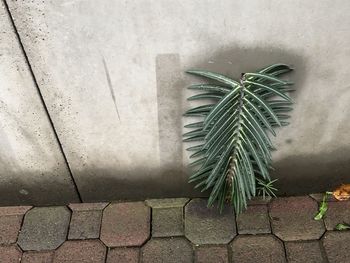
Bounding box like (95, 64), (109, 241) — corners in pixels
(1, 0), (350, 204)
(0, 1), (79, 205)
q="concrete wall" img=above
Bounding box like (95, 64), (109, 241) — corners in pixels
(0, 1), (79, 205)
(1, 0), (350, 204)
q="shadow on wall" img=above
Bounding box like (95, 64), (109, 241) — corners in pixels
(4, 46), (350, 206)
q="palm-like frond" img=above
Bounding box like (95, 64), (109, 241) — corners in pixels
(184, 64), (294, 214)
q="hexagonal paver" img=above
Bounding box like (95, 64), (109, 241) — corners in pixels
(285, 241), (326, 263)
(53, 240), (106, 263)
(107, 247), (139, 263)
(0, 245), (22, 263)
(17, 207), (71, 251)
(100, 202), (150, 247)
(141, 238), (193, 263)
(236, 205), (270, 234)
(323, 201), (350, 230)
(231, 235), (286, 263)
(269, 196), (325, 241)
(21, 251), (54, 263)
(195, 245), (229, 263)
(68, 203), (108, 240)
(185, 199), (236, 244)
(322, 231), (350, 263)
(0, 206), (31, 244)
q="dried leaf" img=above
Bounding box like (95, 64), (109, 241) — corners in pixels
(332, 184), (350, 201)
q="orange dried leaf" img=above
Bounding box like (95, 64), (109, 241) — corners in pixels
(332, 184), (350, 201)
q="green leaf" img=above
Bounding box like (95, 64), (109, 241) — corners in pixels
(244, 80), (292, 102)
(184, 64), (295, 215)
(186, 70), (239, 87)
(244, 72), (289, 85)
(188, 93), (223, 101)
(203, 87), (240, 129)
(187, 84), (231, 93)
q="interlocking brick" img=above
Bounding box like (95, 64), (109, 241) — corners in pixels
(69, 203), (108, 211)
(236, 205), (270, 234)
(322, 231), (350, 263)
(285, 241), (326, 263)
(0, 206), (31, 244)
(17, 207), (71, 251)
(323, 201), (350, 230)
(231, 235), (286, 263)
(21, 251), (54, 263)
(0, 245), (22, 263)
(53, 240), (106, 263)
(309, 193), (337, 202)
(185, 199), (236, 244)
(107, 247), (139, 263)
(195, 245), (228, 263)
(68, 203), (107, 240)
(145, 198), (189, 208)
(248, 196), (272, 205)
(152, 207), (184, 237)
(100, 202), (150, 247)
(141, 237), (193, 263)
(269, 196), (325, 241)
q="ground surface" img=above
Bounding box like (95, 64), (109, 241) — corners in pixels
(0, 195), (349, 263)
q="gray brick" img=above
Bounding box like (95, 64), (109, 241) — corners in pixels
(152, 207), (183, 237)
(145, 198), (189, 208)
(236, 205), (270, 234)
(141, 237), (193, 263)
(185, 199), (236, 244)
(17, 207), (70, 251)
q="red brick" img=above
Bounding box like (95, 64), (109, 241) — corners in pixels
(100, 202), (150, 247)
(269, 196), (325, 241)
(322, 231), (350, 263)
(22, 251), (54, 263)
(0, 206), (32, 216)
(0, 206), (31, 245)
(68, 210), (103, 239)
(0, 245), (22, 263)
(141, 237), (193, 263)
(195, 245), (228, 263)
(53, 240), (106, 263)
(231, 235), (286, 263)
(285, 241), (326, 263)
(323, 201), (350, 230)
(107, 247), (139, 263)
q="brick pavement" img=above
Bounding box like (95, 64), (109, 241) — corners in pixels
(0, 195), (349, 262)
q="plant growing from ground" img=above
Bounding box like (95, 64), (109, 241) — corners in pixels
(184, 64), (294, 214)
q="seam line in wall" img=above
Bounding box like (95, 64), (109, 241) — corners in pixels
(3, 0), (83, 202)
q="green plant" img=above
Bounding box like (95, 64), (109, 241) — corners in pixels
(184, 64), (294, 214)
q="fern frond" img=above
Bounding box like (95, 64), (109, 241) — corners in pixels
(184, 64), (294, 214)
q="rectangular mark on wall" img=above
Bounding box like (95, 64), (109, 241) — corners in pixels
(156, 54), (184, 170)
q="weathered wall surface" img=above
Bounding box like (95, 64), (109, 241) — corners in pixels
(2, 0), (350, 204)
(0, 1), (79, 205)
